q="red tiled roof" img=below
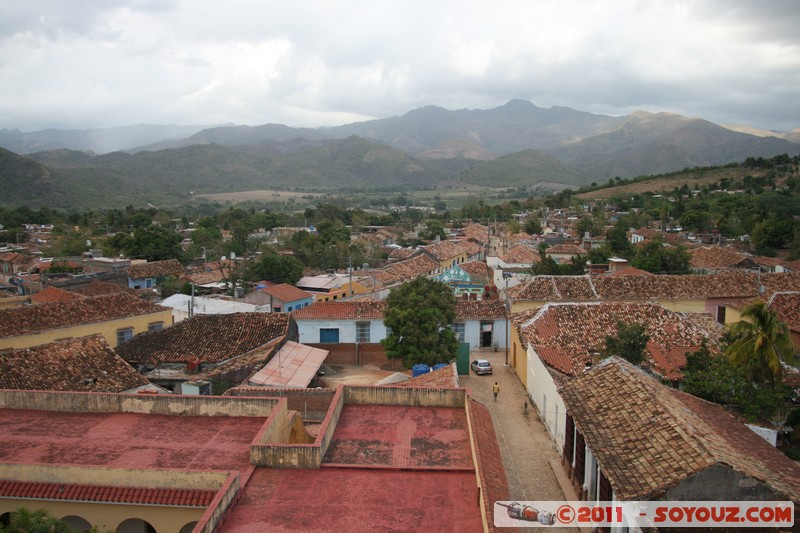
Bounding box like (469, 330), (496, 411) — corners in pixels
(128, 259), (184, 279)
(392, 364), (459, 388)
(560, 358), (800, 501)
(292, 300), (386, 320)
(456, 299), (507, 320)
(115, 312), (290, 365)
(30, 286), (84, 304)
(502, 245), (539, 264)
(508, 275), (598, 301)
(516, 302), (722, 379)
(460, 261), (489, 278)
(0, 480), (215, 507)
(769, 292), (800, 332)
(605, 265), (653, 277)
(0, 335), (149, 392)
(546, 243), (585, 255)
(374, 255), (439, 286)
(260, 283), (312, 303)
(690, 246), (757, 270)
(422, 240), (471, 261)
(68, 279), (137, 297)
(467, 398), (510, 533)
(0, 293), (167, 338)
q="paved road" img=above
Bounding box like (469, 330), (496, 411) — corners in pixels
(461, 349), (580, 531)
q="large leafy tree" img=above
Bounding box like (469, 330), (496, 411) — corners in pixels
(107, 225), (183, 262)
(604, 321), (650, 365)
(726, 301), (795, 386)
(381, 277), (458, 367)
(630, 237), (690, 274)
(248, 252), (304, 284)
(684, 343), (786, 422)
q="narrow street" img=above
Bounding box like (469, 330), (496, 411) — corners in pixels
(461, 349), (579, 531)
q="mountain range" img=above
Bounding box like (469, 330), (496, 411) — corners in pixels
(1, 100), (798, 208)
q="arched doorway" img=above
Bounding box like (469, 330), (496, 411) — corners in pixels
(117, 518), (157, 533)
(0, 512), (11, 527)
(179, 521), (198, 533)
(62, 515), (92, 532)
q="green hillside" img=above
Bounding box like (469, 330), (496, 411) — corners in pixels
(460, 149), (586, 187)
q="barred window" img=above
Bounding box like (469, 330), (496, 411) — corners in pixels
(356, 322), (370, 343)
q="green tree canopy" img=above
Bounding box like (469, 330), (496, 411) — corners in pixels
(107, 225), (184, 263)
(248, 252), (304, 284)
(630, 237), (690, 274)
(381, 277), (459, 367)
(684, 343), (786, 422)
(523, 217), (542, 235)
(725, 301), (795, 386)
(604, 321), (650, 365)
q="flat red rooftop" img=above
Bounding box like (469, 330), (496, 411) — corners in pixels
(0, 409), (267, 473)
(221, 468), (483, 532)
(324, 405), (473, 468)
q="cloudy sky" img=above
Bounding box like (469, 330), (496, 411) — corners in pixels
(1, 0), (798, 132)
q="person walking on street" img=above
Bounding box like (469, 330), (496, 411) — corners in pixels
(493, 382), (500, 401)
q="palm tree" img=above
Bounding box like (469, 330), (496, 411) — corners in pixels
(726, 301), (795, 386)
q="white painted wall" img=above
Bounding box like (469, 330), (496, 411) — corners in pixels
(463, 318), (508, 349)
(296, 318), (388, 344)
(526, 346), (566, 453)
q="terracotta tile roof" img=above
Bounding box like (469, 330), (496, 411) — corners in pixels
(68, 279), (137, 297)
(751, 255), (798, 270)
(467, 398), (511, 533)
(546, 243), (585, 255)
(769, 292), (800, 332)
(593, 271), (758, 300)
(0, 252), (35, 266)
(502, 245), (539, 265)
(462, 240), (484, 256)
(508, 275), (598, 301)
(260, 283), (312, 303)
(376, 255), (439, 286)
(127, 258), (184, 279)
(392, 364), (460, 388)
(456, 299), (507, 320)
(516, 302), (721, 379)
(508, 232), (534, 245)
(292, 300), (387, 320)
(387, 247), (416, 261)
(690, 246), (757, 270)
(559, 357), (800, 501)
(460, 261), (489, 278)
(0, 335), (149, 392)
(115, 312), (290, 365)
(460, 223), (489, 244)
(0, 480), (215, 507)
(422, 240), (471, 261)
(762, 272), (800, 297)
(30, 286), (84, 304)
(0, 293), (167, 338)
(604, 265), (654, 277)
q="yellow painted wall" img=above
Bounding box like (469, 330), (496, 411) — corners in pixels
(510, 301), (544, 313)
(0, 499), (202, 533)
(657, 299), (707, 314)
(510, 326), (527, 387)
(0, 309), (173, 350)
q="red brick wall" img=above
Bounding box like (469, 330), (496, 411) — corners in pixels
(308, 343), (404, 369)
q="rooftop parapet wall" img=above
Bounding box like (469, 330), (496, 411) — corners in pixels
(250, 387), (345, 469)
(0, 389), (278, 417)
(0, 463), (234, 491)
(343, 385), (467, 407)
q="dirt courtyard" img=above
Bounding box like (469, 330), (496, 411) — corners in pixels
(316, 363), (405, 387)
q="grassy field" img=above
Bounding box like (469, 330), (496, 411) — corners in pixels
(576, 167), (770, 200)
